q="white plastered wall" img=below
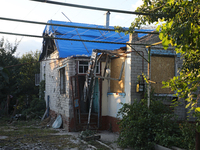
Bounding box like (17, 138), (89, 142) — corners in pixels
(101, 53), (131, 118)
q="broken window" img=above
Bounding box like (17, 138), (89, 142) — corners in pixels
(60, 67), (66, 94)
(78, 61), (100, 74)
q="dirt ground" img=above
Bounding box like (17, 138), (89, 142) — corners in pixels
(0, 117), (132, 150)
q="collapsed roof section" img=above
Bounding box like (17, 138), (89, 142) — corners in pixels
(40, 20), (154, 60)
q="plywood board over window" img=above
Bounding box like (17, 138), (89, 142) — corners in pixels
(151, 56), (175, 94)
(110, 57), (125, 93)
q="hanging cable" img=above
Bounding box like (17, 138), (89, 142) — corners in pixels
(0, 31), (151, 46)
(30, 0), (151, 15)
(0, 17), (159, 34)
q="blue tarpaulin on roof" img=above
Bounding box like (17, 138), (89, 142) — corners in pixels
(43, 20), (154, 58)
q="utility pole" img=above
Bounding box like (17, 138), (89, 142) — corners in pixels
(147, 47), (151, 108)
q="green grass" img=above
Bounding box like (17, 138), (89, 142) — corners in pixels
(0, 117), (75, 149)
(0, 117), (113, 150)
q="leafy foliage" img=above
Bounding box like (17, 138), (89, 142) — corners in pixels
(126, 0), (200, 116)
(0, 37), (21, 112)
(19, 80), (46, 120)
(117, 98), (180, 150)
(178, 122), (195, 150)
(21, 95), (46, 120)
(0, 37), (43, 119)
(117, 98), (196, 149)
(19, 51), (40, 94)
(17, 50), (40, 105)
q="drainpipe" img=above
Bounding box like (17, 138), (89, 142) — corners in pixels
(105, 11), (110, 28)
(47, 95), (50, 117)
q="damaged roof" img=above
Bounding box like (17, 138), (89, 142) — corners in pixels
(41, 20), (153, 59)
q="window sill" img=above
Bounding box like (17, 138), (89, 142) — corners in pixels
(107, 92), (126, 98)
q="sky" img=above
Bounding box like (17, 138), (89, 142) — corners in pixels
(0, 0), (145, 57)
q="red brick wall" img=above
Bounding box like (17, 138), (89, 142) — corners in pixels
(101, 116), (120, 132)
(49, 110), (120, 132)
(49, 109), (57, 118)
(68, 117), (75, 132)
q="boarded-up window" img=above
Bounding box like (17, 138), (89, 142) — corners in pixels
(110, 57), (125, 93)
(151, 56), (175, 94)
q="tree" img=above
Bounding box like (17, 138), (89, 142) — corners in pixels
(0, 37), (21, 115)
(127, 0), (200, 116)
(0, 37), (42, 117)
(17, 51), (40, 108)
(18, 51), (40, 95)
(127, 1), (200, 148)
(0, 37), (21, 98)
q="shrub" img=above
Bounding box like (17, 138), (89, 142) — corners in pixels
(117, 99), (180, 150)
(21, 95), (46, 120)
(20, 80), (46, 120)
(177, 122), (195, 150)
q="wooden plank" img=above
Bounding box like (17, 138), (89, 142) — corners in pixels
(151, 56), (175, 94)
(110, 57), (125, 93)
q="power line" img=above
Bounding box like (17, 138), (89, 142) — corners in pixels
(61, 12), (89, 53)
(4, 58), (61, 69)
(0, 17), (159, 34)
(0, 31), (151, 46)
(30, 0), (151, 15)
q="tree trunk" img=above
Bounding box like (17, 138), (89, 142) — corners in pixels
(7, 95), (10, 115)
(8, 99), (19, 123)
(196, 130), (200, 150)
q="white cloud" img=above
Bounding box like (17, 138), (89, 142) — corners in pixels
(130, 0), (143, 11)
(114, 15), (125, 20)
(16, 38), (42, 57)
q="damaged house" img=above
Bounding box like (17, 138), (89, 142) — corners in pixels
(39, 18), (185, 132)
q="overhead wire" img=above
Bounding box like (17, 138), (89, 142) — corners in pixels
(12, 2), (40, 44)
(72, 0), (95, 20)
(30, 0), (152, 15)
(12, 3), (39, 32)
(109, 0), (131, 25)
(28, 0), (158, 45)
(4, 58), (62, 69)
(0, 16), (157, 47)
(0, 1), (162, 52)
(0, 17), (158, 34)
(0, 16), (158, 49)
(0, 31), (151, 46)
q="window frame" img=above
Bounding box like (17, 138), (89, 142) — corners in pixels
(78, 61), (100, 74)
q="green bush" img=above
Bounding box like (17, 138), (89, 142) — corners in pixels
(178, 122), (195, 150)
(117, 99), (180, 150)
(21, 95), (46, 119)
(20, 80), (46, 120)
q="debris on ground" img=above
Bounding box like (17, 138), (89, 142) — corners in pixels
(52, 114), (62, 129)
(0, 117), (131, 150)
(79, 129), (101, 141)
(40, 116), (55, 128)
